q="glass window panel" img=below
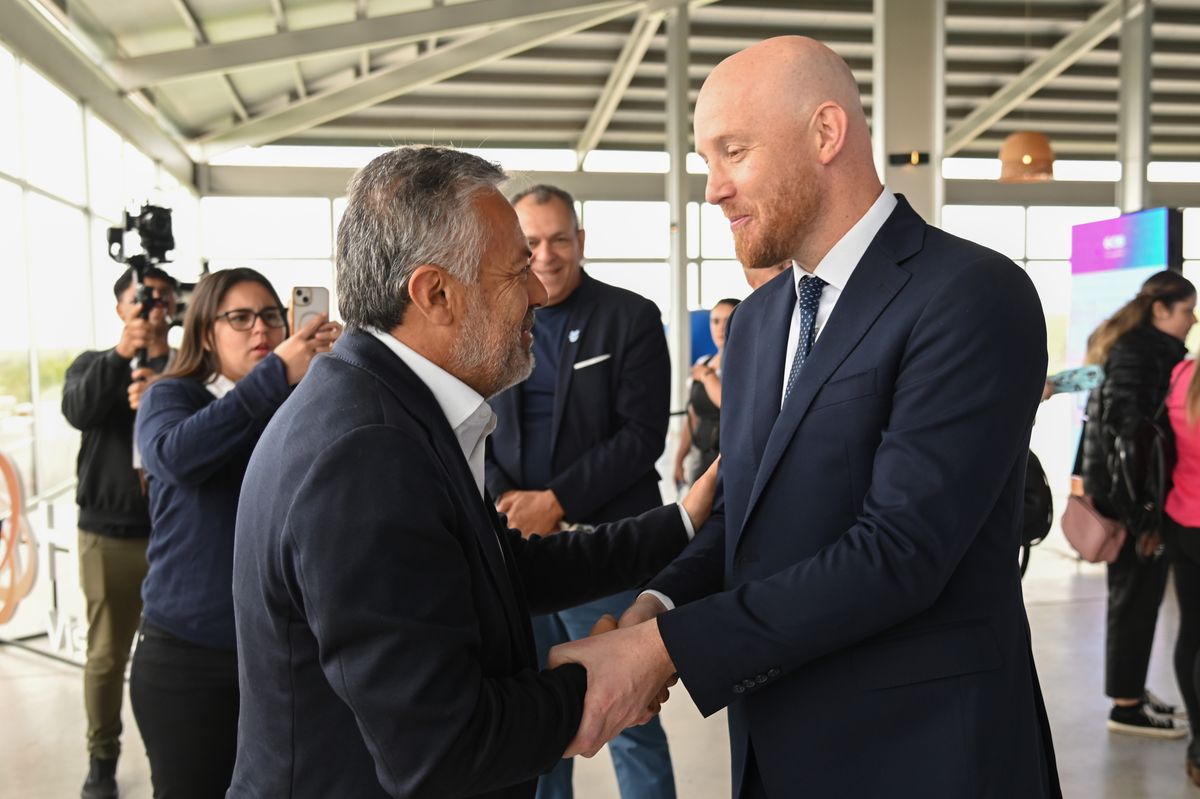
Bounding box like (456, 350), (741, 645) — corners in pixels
(1051, 161), (1120, 182)
(686, 153), (708, 175)
(1148, 162), (1200, 183)
(1185, 209), (1200, 260)
(86, 114), (126, 222)
(333, 197), (348, 242)
(21, 64), (85, 204)
(700, 203), (736, 260)
(204, 260), (339, 323)
(582, 150), (668, 173)
(0, 179), (34, 488)
(687, 262), (700, 310)
(686, 202), (699, 260)
(1025, 261), (1071, 373)
(699, 261), (751, 308)
(201, 197), (333, 259)
(91, 217), (128, 348)
(162, 186), (201, 281)
(26, 192), (89, 495)
(941, 158), (1000, 180)
(941, 205), (1026, 259)
(0, 46), (19, 178)
(1026, 206), (1118, 261)
(122, 142), (158, 208)
(581, 202), (669, 259)
(585, 262), (669, 318)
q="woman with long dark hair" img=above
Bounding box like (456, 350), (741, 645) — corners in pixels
(1165, 350), (1200, 785)
(1081, 269), (1196, 738)
(130, 268), (339, 797)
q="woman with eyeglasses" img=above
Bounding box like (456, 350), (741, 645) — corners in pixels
(131, 268), (339, 797)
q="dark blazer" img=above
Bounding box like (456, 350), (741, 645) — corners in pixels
(486, 273), (670, 524)
(229, 330), (688, 799)
(650, 197), (1061, 798)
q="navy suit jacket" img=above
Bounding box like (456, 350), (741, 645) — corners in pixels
(229, 330), (688, 799)
(486, 273), (670, 525)
(650, 197), (1061, 798)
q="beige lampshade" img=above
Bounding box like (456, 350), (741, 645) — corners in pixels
(999, 131), (1054, 183)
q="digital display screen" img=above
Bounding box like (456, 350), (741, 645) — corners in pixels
(1067, 207), (1182, 367)
(1071, 207), (1173, 275)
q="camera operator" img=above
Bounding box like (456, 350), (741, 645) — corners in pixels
(62, 266), (177, 799)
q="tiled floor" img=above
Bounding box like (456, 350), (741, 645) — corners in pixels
(2, 533), (1196, 798)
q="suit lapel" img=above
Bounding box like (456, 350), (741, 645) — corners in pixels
(334, 332), (527, 645)
(549, 275), (598, 453)
(739, 200), (922, 538)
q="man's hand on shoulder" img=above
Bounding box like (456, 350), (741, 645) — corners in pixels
(495, 489), (565, 538)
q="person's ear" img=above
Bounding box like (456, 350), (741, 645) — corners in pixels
(406, 265), (456, 327)
(810, 101), (849, 166)
(1152, 299), (1170, 320)
(575, 226), (586, 256)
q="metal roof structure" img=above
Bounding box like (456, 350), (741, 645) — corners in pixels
(10, 0), (1200, 171)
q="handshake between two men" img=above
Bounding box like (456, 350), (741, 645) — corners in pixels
(549, 457), (720, 761)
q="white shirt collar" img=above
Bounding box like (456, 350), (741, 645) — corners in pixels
(793, 188), (898, 293)
(366, 328), (496, 498)
(206, 373), (237, 399)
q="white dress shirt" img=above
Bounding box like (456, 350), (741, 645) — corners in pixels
(367, 328), (496, 500)
(781, 188), (897, 406)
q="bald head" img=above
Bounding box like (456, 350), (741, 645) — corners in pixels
(695, 36), (882, 270)
(710, 37), (864, 123)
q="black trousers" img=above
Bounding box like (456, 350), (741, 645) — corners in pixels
(129, 620), (239, 799)
(1105, 532), (1170, 699)
(1165, 515), (1200, 757)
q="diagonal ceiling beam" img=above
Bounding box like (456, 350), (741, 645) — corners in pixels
(571, 0), (720, 167)
(944, 0), (1142, 156)
(165, 0), (249, 120)
(108, 0), (635, 90)
(192, 4), (641, 160)
(574, 9), (664, 167)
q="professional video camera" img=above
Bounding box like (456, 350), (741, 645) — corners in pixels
(107, 204), (177, 367)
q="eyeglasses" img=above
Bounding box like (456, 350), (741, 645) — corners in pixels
(214, 307), (287, 331)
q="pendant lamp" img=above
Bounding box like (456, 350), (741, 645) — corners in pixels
(999, 131), (1054, 183)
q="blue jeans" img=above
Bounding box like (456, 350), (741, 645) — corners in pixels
(533, 589), (676, 799)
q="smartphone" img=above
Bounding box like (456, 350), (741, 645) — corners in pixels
(292, 286), (329, 331)
(1046, 365), (1105, 396)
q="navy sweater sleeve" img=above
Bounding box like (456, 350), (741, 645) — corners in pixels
(137, 355), (290, 487)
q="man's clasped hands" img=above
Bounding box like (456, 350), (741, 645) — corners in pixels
(549, 457), (721, 759)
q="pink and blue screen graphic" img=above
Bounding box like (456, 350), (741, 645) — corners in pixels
(1071, 208), (1172, 275)
(1067, 208), (1174, 367)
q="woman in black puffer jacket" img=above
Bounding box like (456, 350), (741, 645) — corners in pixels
(1081, 270), (1195, 738)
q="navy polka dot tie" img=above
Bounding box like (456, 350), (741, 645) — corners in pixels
(784, 275), (827, 401)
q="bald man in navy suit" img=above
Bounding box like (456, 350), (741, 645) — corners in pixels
(548, 37), (1061, 799)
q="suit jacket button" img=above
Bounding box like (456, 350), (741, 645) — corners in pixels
(756, 674), (768, 684)
(733, 683), (745, 694)
(742, 679), (756, 689)
(768, 667), (781, 678)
